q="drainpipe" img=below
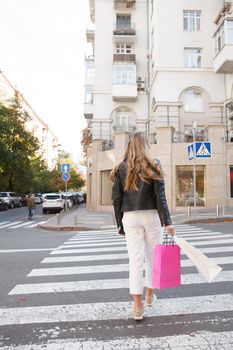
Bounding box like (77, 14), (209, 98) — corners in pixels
(146, 0), (150, 133)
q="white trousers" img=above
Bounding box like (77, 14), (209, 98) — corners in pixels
(122, 209), (163, 295)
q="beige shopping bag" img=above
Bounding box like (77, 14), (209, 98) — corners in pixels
(175, 237), (222, 283)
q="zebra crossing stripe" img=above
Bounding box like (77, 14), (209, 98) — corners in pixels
(41, 253), (129, 263)
(26, 221), (47, 228)
(1, 293), (233, 325)
(57, 241), (126, 249)
(0, 221), (9, 226)
(65, 233), (226, 245)
(0, 221), (22, 229)
(29, 257), (233, 277)
(50, 246), (127, 254)
(1, 331), (233, 350)
(183, 234), (233, 241)
(8, 270), (233, 295)
(9, 222), (38, 229)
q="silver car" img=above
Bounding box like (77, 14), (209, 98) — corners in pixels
(0, 192), (22, 209)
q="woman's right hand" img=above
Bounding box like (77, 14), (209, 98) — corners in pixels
(165, 225), (175, 235)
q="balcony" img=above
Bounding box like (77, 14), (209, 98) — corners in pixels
(112, 83), (137, 101)
(86, 28), (95, 43)
(113, 53), (136, 63)
(83, 103), (93, 119)
(213, 18), (233, 73)
(114, 0), (136, 10)
(172, 130), (207, 143)
(113, 124), (136, 133)
(102, 140), (115, 151)
(113, 23), (136, 43)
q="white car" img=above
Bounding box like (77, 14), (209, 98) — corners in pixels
(0, 192), (22, 209)
(42, 193), (65, 214)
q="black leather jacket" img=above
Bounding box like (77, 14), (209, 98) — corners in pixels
(112, 161), (172, 229)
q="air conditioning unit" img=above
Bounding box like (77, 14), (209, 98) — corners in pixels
(137, 76), (145, 91)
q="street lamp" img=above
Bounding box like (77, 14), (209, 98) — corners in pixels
(192, 121), (197, 218)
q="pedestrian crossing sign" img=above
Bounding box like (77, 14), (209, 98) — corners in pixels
(195, 142), (211, 158)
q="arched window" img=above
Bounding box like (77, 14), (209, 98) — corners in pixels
(112, 106), (136, 132)
(184, 89), (203, 112)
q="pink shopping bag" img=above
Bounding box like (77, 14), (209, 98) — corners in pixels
(152, 244), (181, 289)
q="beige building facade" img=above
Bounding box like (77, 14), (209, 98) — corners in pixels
(84, 0), (233, 213)
(0, 71), (60, 170)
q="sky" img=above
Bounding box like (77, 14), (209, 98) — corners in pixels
(0, 0), (90, 163)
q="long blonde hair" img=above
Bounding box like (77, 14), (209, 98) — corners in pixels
(110, 132), (163, 191)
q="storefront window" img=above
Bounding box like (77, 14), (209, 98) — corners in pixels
(176, 165), (205, 206)
(101, 170), (113, 205)
(230, 166), (233, 198)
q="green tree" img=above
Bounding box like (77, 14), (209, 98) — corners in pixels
(0, 92), (40, 191)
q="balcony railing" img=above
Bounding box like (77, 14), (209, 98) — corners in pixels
(114, 0), (136, 9)
(113, 53), (136, 63)
(113, 124), (136, 133)
(113, 23), (136, 36)
(172, 130), (208, 143)
(102, 140), (115, 151)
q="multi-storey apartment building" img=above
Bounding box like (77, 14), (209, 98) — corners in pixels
(0, 71), (60, 169)
(84, 0), (233, 213)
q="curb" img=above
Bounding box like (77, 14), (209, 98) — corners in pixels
(182, 216), (233, 224)
(38, 224), (99, 232)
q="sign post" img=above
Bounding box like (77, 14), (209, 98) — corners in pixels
(61, 171), (71, 211)
(188, 130), (212, 218)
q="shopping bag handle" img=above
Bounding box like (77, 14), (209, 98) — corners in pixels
(163, 233), (175, 245)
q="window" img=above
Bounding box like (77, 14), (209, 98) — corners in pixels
(184, 89), (203, 112)
(230, 166), (233, 198)
(114, 107), (135, 132)
(226, 19), (233, 44)
(116, 14), (131, 29)
(85, 85), (93, 103)
(116, 44), (132, 54)
(113, 65), (136, 84)
(183, 10), (201, 31)
(215, 22), (225, 55)
(184, 48), (202, 68)
(176, 165), (205, 206)
(85, 60), (95, 79)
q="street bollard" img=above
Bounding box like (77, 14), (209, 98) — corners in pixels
(216, 203), (219, 217)
(187, 206), (191, 219)
(56, 213), (61, 225)
(74, 214), (78, 226)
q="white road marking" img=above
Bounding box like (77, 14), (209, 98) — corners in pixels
(183, 234), (233, 241)
(0, 248), (56, 253)
(50, 246), (127, 255)
(0, 221), (22, 229)
(0, 221), (9, 226)
(26, 221), (47, 228)
(8, 270), (233, 295)
(2, 294), (233, 325)
(57, 241), (127, 249)
(9, 222), (38, 229)
(29, 258), (233, 277)
(2, 331), (233, 350)
(41, 254), (129, 263)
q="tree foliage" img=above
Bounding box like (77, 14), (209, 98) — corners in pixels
(0, 92), (85, 193)
(81, 127), (92, 159)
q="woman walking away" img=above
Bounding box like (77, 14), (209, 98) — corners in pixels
(110, 132), (175, 321)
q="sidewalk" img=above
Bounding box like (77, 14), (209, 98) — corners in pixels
(38, 204), (233, 231)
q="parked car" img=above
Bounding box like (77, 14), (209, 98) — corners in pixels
(74, 192), (85, 204)
(42, 193), (65, 213)
(0, 199), (8, 211)
(0, 192), (22, 209)
(61, 193), (74, 209)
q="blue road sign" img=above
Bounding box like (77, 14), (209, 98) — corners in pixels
(62, 172), (71, 181)
(61, 164), (70, 173)
(188, 143), (194, 160)
(195, 142), (211, 158)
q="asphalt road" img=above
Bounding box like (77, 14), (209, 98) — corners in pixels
(0, 210), (233, 349)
